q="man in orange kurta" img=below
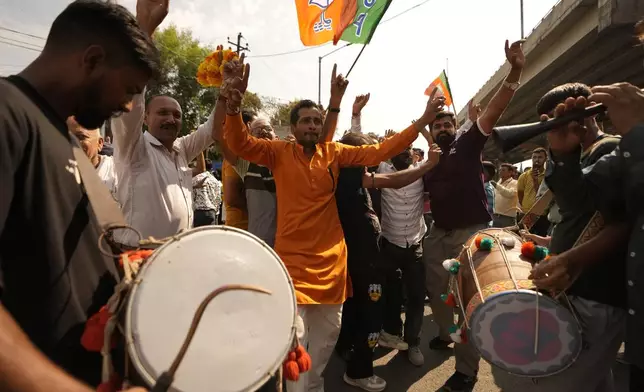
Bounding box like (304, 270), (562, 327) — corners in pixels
(224, 107), (443, 392)
(220, 56), (445, 392)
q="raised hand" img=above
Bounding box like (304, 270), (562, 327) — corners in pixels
(427, 143), (442, 165)
(505, 39), (525, 70)
(384, 129), (395, 139)
(417, 87), (446, 130)
(353, 93), (370, 115)
(330, 64), (349, 107)
(589, 83), (644, 136)
(136, 0), (169, 36)
(543, 95), (588, 155)
(467, 99), (481, 122)
(220, 53), (250, 111)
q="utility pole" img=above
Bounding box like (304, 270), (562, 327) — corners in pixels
(227, 32), (250, 55)
(520, 0), (525, 39)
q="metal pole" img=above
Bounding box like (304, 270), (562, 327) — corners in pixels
(520, 0), (525, 39)
(236, 33), (242, 54)
(318, 56), (322, 105)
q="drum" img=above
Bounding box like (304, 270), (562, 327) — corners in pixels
(123, 226), (297, 392)
(455, 228), (582, 377)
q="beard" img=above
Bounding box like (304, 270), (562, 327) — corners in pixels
(74, 81), (112, 129)
(435, 131), (456, 148)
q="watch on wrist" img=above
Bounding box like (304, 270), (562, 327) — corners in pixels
(226, 101), (241, 115)
(329, 107), (340, 113)
(503, 80), (520, 91)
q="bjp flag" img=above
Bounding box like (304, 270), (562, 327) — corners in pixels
(424, 70), (453, 107)
(304, 0), (412, 46)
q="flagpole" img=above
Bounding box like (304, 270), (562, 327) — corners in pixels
(346, 45), (367, 78)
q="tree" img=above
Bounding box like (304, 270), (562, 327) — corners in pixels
(149, 25), (263, 136)
(270, 99), (303, 126)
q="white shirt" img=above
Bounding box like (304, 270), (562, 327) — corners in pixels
(96, 154), (118, 203)
(378, 161), (426, 247)
(111, 91), (216, 246)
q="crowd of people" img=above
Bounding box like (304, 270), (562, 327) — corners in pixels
(1, 1), (644, 392)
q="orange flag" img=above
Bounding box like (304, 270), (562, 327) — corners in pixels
(424, 70), (453, 107)
(295, 0), (358, 46)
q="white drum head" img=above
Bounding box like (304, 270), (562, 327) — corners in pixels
(125, 226), (296, 392)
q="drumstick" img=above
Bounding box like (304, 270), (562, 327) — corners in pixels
(151, 284), (272, 392)
(534, 292), (540, 356)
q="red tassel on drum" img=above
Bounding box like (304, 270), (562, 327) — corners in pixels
(295, 344), (312, 372)
(521, 241), (536, 258)
(460, 329), (468, 344)
(81, 306), (116, 352)
(283, 344), (312, 381)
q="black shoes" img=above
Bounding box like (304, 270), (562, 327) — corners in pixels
(429, 336), (453, 350)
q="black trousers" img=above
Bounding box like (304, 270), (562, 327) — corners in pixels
(631, 364), (644, 392)
(380, 238), (425, 347)
(336, 251), (385, 379)
(193, 209), (217, 227)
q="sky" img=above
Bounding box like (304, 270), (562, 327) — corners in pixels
(0, 0), (559, 162)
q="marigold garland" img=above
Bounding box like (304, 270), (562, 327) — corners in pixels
(196, 45), (239, 88)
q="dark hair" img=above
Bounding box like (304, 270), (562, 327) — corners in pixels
(536, 83), (591, 115)
(413, 148), (425, 158)
(431, 111), (457, 127)
(339, 132), (373, 147)
(483, 161), (496, 178)
(290, 99), (319, 125)
(532, 147), (547, 156)
(45, 0), (160, 79)
(500, 163), (514, 170)
(242, 110), (257, 125)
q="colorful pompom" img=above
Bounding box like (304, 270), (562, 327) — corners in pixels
(533, 246), (549, 261)
(448, 325), (459, 334)
(501, 237), (516, 248)
(479, 237), (493, 251)
(81, 306), (116, 352)
(440, 293), (457, 307)
(442, 259), (461, 274)
(449, 327), (463, 343)
(283, 344), (311, 381)
(521, 241), (536, 258)
(474, 235), (483, 248)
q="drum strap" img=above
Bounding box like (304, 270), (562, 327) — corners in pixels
(71, 135), (127, 232)
(518, 190), (553, 231)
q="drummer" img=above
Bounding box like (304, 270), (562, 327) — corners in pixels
(0, 0), (159, 390)
(422, 39), (525, 391)
(529, 84), (627, 391)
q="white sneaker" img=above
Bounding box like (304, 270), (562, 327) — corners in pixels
(377, 331), (408, 350)
(343, 373), (387, 392)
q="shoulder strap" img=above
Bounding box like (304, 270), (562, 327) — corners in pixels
(583, 135), (621, 159)
(71, 137), (127, 232)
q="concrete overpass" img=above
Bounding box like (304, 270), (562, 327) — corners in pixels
(457, 0), (644, 164)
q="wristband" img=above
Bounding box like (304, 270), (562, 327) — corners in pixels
(329, 107), (340, 113)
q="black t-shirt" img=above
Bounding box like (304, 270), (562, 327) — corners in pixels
(0, 76), (119, 385)
(549, 134), (627, 308)
(423, 120), (491, 230)
(335, 167), (381, 269)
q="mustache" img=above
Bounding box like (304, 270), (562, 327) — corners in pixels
(160, 122), (177, 130)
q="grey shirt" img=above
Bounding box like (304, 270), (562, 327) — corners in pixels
(545, 125), (644, 368)
(234, 159), (277, 247)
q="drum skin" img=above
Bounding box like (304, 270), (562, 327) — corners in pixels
(457, 228), (582, 377)
(124, 226), (297, 392)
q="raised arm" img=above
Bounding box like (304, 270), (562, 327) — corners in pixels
(363, 144), (440, 189)
(212, 98), (239, 164)
(111, 91), (147, 163)
(178, 109), (216, 163)
(219, 55), (277, 169)
(337, 88), (445, 167)
(478, 40), (525, 134)
(321, 64), (349, 143)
